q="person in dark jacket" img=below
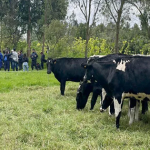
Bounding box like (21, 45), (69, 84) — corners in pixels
(30, 49), (38, 70)
(22, 53), (29, 71)
(40, 52), (47, 69)
(0, 51), (3, 70)
(3, 50), (11, 71)
(18, 51), (23, 70)
(36, 63), (42, 70)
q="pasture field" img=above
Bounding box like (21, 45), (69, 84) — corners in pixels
(0, 71), (150, 150)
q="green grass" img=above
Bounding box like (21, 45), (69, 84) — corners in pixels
(0, 70), (150, 149)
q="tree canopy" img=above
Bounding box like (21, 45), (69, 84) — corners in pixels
(0, 0), (150, 57)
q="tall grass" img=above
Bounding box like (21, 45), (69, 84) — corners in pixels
(0, 70), (150, 150)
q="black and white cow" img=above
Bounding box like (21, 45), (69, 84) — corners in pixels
(47, 58), (87, 95)
(127, 98), (148, 124)
(83, 55), (150, 128)
(76, 54), (129, 111)
(76, 54), (129, 110)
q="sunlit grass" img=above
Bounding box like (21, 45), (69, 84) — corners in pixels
(0, 71), (150, 149)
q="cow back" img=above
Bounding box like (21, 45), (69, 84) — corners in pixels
(52, 58), (87, 82)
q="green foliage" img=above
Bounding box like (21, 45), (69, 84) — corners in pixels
(17, 40), (27, 52)
(45, 36), (114, 58)
(140, 43), (150, 54)
(31, 41), (43, 53)
(120, 36), (150, 55)
(88, 38), (112, 56)
(75, 23), (86, 40)
(36, 0), (68, 42)
(71, 37), (85, 57)
(45, 20), (68, 57)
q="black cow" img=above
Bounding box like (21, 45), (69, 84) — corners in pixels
(76, 81), (115, 114)
(47, 58), (87, 95)
(83, 55), (150, 128)
(76, 81), (102, 110)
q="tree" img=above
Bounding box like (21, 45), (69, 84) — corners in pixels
(18, 0), (44, 56)
(127, 0), (150, 39)
(104, 0), (131, 53)
(70, 0), (102, 58)
(0, 0), (26, 49)
(37, 0), (68, 53)
(75, 23), (86, 40)
(45, 20), (68, 57)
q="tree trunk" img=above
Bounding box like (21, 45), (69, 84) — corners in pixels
(0, 17), (2, 51)
(114, 0), (125, 53)
(85, 33), (89, 58)
(85, 0), (91, 58)
(42, 34), (45, 53)
(27, 28), (31, 57)
(115, 21), (120, 53)
(27, 0), (31, 57)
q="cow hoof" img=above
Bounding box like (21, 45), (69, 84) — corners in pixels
(109, 113), (114, 116)
(100, 109), (105, 112)
(100, 108), (103, 112)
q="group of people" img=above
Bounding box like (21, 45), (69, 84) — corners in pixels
(0, 48), (47, 71)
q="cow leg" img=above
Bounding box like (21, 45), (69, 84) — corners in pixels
(142, 99), (148, 114)
(90, 91), (99, 110)
(135, 100), (140, 122)
(114, 95), (123, 129)
(129, 98), (136, 125)
(109, 101), (115, 115)
(128, 99), (130, 118)
(100, 88), (107, 111)
(60, 80), (66, 95)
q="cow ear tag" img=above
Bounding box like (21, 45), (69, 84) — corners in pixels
(84, 66), (86, 68)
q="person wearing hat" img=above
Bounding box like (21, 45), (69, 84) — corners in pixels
(40, 51), (46, 69)
(30, 49), (38, 70)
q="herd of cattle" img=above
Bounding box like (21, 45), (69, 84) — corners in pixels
(47, 53), (150, 129)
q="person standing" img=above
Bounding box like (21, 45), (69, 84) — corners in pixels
(30, 49), (38, 70)
(11, 49), (18, 71)
(18, 51), (23, 70)
(0, 51), (3, 70)
(40, 52), (46, 69)
(22, 53), (29, 71)
(3, 50), (11, 71)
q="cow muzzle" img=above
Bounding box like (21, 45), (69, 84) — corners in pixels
(100, 107), (106, 112)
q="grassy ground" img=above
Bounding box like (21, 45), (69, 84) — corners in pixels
(0, 70), (150, 150)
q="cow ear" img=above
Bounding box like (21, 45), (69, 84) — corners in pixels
(81, 63), (88, 69)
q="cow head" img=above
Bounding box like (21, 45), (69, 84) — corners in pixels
(100, 93), (113, 112)
(76, 81), (93, 110)
(47, 58), (56, 74)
